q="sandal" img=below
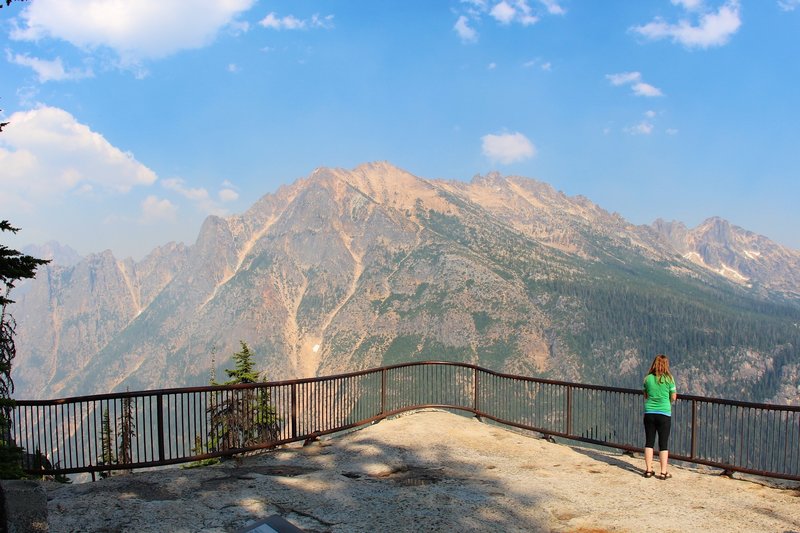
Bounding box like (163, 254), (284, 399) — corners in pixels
(657, 472), (672, 480)
(644, 470), (655, 478)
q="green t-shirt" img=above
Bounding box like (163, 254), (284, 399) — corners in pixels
(643, 373), (677, 415)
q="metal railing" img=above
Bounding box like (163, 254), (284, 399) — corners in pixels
(11, 361), (800, 481)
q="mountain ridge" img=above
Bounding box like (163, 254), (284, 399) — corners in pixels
(11, 163), (800, 404)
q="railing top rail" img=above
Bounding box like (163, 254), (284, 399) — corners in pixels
(14, 360), (800, 412)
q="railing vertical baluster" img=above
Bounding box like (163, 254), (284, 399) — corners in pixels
(78, 401), (86, 469)
(72, 402), (79, 469)
(290, 383), (297, 440)
(473, 367), (479, 414)
(566, 384), (573, 438)
(690, 399), (697, 460)
(381, 368), (386, 415)
(62, 403), (70, 470)
(156, 394), (165, 463)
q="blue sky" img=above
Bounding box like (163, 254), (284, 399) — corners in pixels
(1, 0), (799, 259)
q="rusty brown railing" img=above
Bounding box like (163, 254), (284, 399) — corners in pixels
(11, 361), (800, 481)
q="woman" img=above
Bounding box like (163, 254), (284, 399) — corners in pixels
(642, 354), (677, 479)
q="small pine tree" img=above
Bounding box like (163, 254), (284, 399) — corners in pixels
(98, 408), (115, 478)
(206, 341), (280, 454)
(255, 383), (281, 443)
(223, 341), (259, 384)
(117, 393), (135, 473)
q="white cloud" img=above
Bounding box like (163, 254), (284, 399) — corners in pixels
(491, 1), (517, 24)
(219, 188), (239, 202)
(259, 12), (334, 30)
(161, 177), (236, 214)
(260, 13), (303, 30)
(490, 0), (539, 25)
(310, 14), (335, 29)
(454, 15), (478, 42)
(778, 0), (800, 10)
(523, 58), (552, 70)
(632, 0), (741, 49)
(227, 63), (240, 73)
(645, 110), (657, 118)
(539, 0), (566, 15)
(9, 0), (256, 63)
(666, 128), (679, 135)
(162, 177), (209, 202)
(672, 0), (704, 11)
(488, 62), (497, 70)
(0, 106), (156, 211)
(625, 121), (655, 135)
(606, 71), (664, 97)
(228, 20), (251, 35)
(455, 0), (564, 44)
(462, 0), (489, 9)
(7, 52), (93, 83)
(606, 71), (642, 86)
(481, 131), (537, 164)
(140, 195), (178, 223)
(633, 82), (664, 97)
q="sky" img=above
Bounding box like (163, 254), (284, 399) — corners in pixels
(1, 0), (799, 260)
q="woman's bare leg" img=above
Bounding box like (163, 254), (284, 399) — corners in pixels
(659, 449), (669, 474)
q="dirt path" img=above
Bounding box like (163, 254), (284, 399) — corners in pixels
(44, 410), (800, 532)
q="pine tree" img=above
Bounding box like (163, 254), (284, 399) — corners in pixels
(222, 341), (259, 384)
(98, 408), (115, 478)
(207, 342), (280, 454)
(0, 220), (49, 478)
(117, 393), (135, 473)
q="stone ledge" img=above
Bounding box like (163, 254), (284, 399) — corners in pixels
(0, 480), (48, 533)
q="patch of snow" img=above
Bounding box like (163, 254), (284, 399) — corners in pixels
(716, 263), (749, 282)
(682, 251), (706, 265)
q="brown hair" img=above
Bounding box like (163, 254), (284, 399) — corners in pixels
(647, 354), (674, 384)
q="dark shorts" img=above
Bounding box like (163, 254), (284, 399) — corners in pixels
(644, 413), (671, 451)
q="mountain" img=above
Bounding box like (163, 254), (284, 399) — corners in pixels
(10, 162), (800, 404)
(651, 217), (800, 298)
(22, 241), (83, 267)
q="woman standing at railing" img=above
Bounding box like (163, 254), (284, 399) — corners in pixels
(642, 354), (678, 480)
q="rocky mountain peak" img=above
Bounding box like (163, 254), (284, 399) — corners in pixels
(651, 216), (800, 296)
(22, 241), (82, 267)
(696, 216), (736, 242)
(11, 162), (800, 404)
(471, 171), (506, 187)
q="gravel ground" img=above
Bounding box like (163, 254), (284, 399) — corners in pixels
(44, 410), (800, 532)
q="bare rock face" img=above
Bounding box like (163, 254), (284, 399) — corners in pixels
(652, 216), (800, 297)
(41, 411), (800, 533)
(10, 163), (800, 403)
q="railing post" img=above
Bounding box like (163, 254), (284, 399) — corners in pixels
(381, 369), (387, 415)
(291, 383), (297, 440)
(473, 367), (479, 414)
(156, 394), (165, 463)
(566, 385), (573, 437)
(690, 399), (697, 460)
